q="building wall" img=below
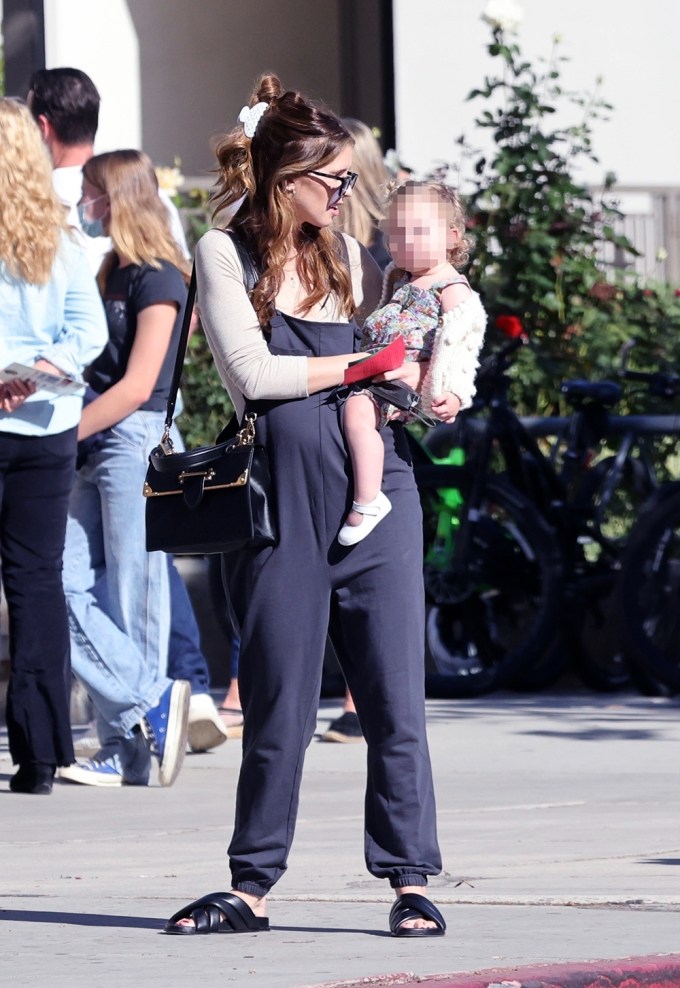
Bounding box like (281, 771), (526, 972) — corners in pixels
(43, 0), (142, 154)
(22, 0), (680, 194)
(124, 0), (343, 177)
(393, 0), (680, 189)
(41, 0), (344, 177)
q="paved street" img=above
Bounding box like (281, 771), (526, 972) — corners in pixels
(2, 690), (680, 987)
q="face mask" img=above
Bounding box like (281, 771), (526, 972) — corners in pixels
(77, 202), (105, 239)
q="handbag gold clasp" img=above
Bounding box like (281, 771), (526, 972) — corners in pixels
(159, 427), (175, 455)
(236, 412), (257, 447)
(179, 467), (215, 484)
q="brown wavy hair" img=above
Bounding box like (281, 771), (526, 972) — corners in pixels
(82, 149), (190, 291)
(0, 98), (70, 284)
(211, 72), (354, 325)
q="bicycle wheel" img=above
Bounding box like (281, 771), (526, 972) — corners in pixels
(576, 453), (655, 547)
(619, 485), (680, 691)
(561, 571), (631, 692)
(510, 634), (568, 692)
(416, 470), (563, 697)
(559, 453), (654, 692)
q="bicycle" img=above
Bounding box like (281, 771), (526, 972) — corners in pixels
(412, 329), (680, 696)
(618, 479), (680, 695)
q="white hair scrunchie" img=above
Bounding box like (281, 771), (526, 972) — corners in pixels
(238, 101), (268, 139)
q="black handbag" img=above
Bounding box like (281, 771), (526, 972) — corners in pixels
(144, 234), (277, 555)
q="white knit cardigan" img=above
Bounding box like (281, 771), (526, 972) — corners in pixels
(374, 263), (488, 415)
(420, 291), (488, 413)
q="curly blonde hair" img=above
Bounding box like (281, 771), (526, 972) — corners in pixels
(82, 149), (190, 291)
(0, 98), (70, 284)
(211, 72), (354, 326)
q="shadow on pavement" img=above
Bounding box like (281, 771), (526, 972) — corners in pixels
(0, 908), (162, 929)
(0, 908), (390, 937)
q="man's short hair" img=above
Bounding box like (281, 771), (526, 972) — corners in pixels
(29, 67), (100, 145)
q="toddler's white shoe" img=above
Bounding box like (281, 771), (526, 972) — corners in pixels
(338, 491), (392, 546)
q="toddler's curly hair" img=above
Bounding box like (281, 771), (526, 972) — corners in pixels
(386, 179), (473, 268)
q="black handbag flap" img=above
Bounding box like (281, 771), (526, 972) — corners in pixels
(144, 442), (255, 507)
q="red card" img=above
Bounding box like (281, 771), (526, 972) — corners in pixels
(343, 336), (406, 385)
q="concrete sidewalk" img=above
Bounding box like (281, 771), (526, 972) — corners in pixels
(2, 690), (680, 987)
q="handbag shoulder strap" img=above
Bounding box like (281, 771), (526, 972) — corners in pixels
(161, 228), (260, 443)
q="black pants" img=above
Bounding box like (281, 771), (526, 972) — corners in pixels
(1, 428), (77, 767)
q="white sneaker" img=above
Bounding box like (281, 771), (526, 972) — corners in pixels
(338, 491), (392, 546)
(57, 758), (124, 787)
(187, 693), (230, 753)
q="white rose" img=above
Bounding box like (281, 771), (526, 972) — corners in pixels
(155, 165), (185, 197)
(482, 0), (524, 32)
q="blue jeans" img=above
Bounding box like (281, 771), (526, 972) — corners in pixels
(167, 556), (211, 693)
(63, 411), (174, 765)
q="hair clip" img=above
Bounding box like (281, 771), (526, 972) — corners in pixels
(238, 102), (268, 139)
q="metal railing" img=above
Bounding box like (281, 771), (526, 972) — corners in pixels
(592, 184), (680, 286)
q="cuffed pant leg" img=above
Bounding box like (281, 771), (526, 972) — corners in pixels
(331, 507), (442, 886)
(225, 551), (330, 894)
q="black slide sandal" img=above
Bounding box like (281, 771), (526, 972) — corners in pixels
(163, 891), (270, 935)
(389, 893), (446, 937)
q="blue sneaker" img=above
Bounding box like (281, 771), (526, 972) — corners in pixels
(142, 681), (191, 787)
(57, 757), (124, 787)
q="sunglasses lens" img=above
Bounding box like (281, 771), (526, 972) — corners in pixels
(330, 173), (356, 205)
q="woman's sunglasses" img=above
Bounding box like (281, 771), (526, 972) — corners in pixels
(307, 170), (358, 205)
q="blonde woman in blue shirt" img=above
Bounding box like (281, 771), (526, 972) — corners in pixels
(0, 99), (107, 795)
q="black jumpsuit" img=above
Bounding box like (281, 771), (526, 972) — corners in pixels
(223, 308), (442, 897)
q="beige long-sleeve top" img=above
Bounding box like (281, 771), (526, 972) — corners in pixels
(195, 228), (382, 422)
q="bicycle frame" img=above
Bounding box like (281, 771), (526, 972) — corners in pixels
(450, 339), (680, 563)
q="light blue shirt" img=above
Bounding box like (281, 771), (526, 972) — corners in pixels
(0, 232), (107, 436)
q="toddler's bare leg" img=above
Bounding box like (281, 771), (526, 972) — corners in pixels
(343, 393), (384, 528)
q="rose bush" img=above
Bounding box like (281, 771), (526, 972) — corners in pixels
(463, 5), (680, 420)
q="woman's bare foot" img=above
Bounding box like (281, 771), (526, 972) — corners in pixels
(395, 886), (438, 931)
(218, 678), (243, 733)
(174, 889), (267, 929)
(219, 678), (241, 712)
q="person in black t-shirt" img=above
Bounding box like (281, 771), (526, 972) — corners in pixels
(58, 150), (193, 789)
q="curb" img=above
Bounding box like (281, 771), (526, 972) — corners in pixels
(311, 954), (680, 988)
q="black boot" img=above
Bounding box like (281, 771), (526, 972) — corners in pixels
(10, 763), (55, 795)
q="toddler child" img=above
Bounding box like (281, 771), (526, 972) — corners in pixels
(338, 180), (487, 546)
